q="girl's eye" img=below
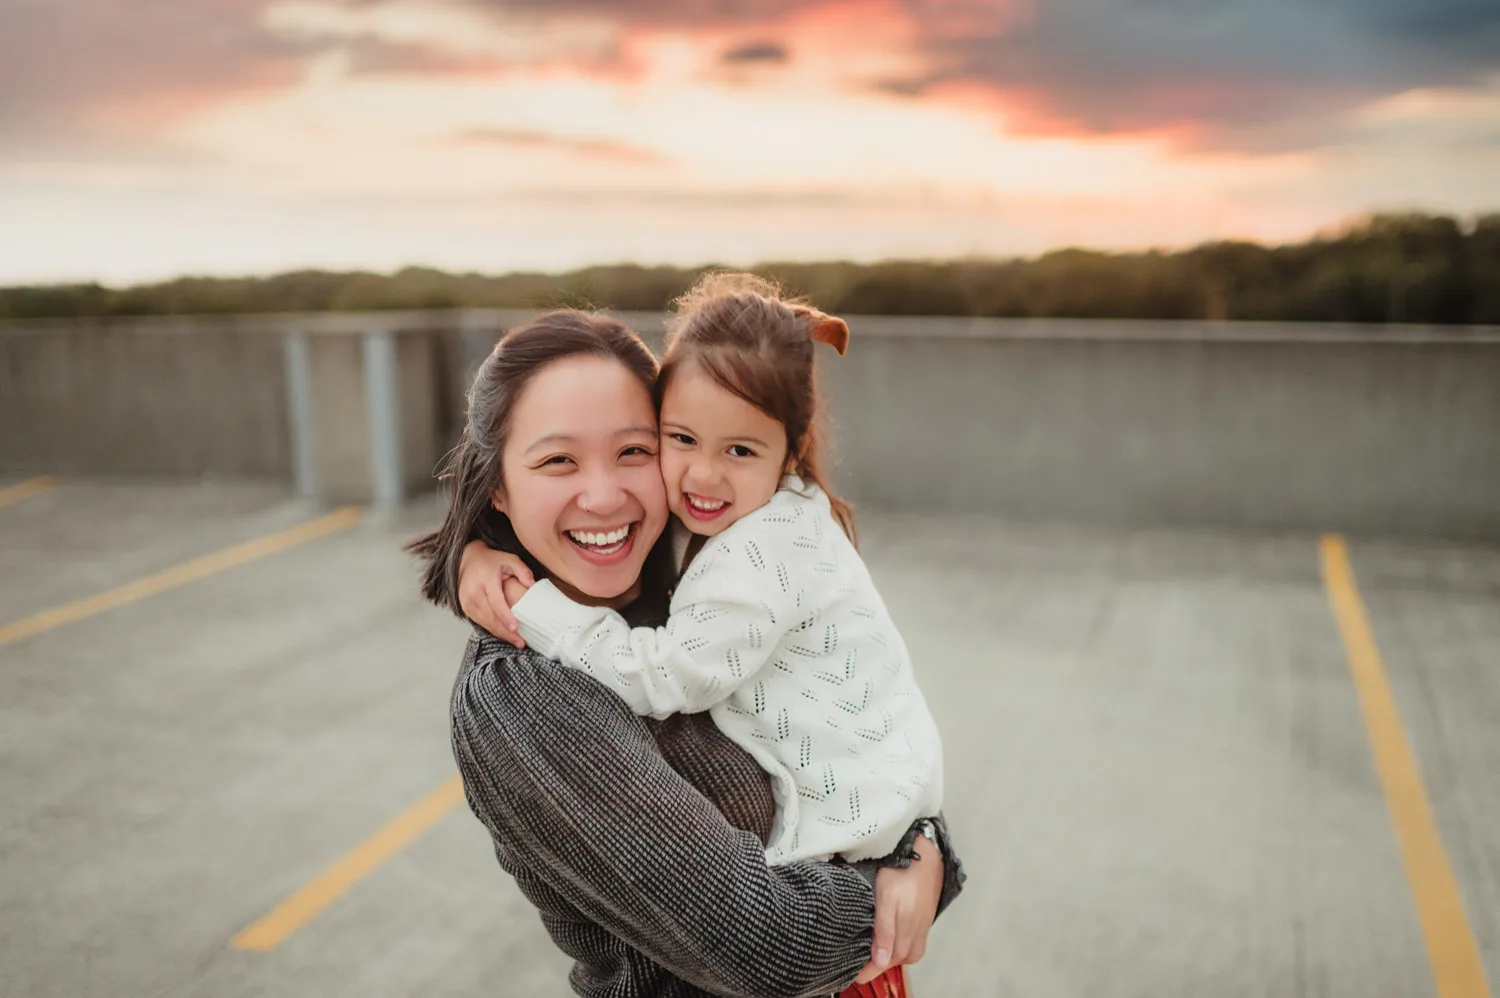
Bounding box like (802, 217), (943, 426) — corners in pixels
(728, 445), (756, 458)
(669, 433), (696, 446)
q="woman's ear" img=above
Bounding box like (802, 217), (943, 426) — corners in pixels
(490, 488), (506, 514)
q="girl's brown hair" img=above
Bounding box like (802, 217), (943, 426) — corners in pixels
(659, 272), (856, 542)
(408, 310), (673, 617)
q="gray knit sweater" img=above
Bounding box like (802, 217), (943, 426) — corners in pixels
(450, 627), (964, 998)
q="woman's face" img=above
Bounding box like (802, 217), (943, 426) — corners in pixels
(494, 355), (668, 607)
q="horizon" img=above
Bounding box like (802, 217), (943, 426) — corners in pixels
(3, 1), (1498, 285)
(9, 208), (1496, 292)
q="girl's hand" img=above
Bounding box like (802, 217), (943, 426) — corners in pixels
(457, 540), (535, 646)
(853, 832), (943, 984)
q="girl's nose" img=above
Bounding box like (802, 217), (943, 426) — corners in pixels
(683, 457), (722, 490)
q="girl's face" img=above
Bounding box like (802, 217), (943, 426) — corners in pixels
(494, 355), (669, 606)
(659, 359), (789, 538)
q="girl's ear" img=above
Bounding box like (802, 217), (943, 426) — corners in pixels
(783, 441), (804, 477)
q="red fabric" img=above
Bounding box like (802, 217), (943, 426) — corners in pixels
(839, 965), (909, 998)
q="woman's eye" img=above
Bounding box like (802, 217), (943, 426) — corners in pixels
(538, 455), (574, 468)
(620, 445), (655, 459)
(728, 445), (756, 458)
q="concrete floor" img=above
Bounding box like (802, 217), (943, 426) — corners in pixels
(1, 478), (1496, 998)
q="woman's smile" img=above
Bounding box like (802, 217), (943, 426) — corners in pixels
(564, 522), (639, 563)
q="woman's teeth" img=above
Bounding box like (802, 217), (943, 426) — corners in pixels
(685, 495), (726, 511)
(568, 526), (631, 547)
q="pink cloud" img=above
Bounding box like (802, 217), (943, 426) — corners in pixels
(0, 0), (312, 154)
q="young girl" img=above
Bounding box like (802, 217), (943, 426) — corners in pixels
(497, 274), (946, 876)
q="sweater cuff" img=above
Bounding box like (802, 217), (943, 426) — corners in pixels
(512, 580), (592, 660)
(871, 814), (967, 921)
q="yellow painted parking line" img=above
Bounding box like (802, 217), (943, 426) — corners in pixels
(233, 775), (465, 952)
(1320, 535), (1492, 998)
(0, 506), (363, 648)
(0, 475), (58, 509)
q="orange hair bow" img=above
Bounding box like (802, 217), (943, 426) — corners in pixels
(794, 306), (851, 355)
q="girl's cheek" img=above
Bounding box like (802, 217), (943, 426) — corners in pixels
(658, 450), (685, 485)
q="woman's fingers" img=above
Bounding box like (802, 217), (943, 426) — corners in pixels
(892, 905), (927, 968)
(892, 834), (942, 967)
(863, 838), (943, 984)
(872, 888), (896, 969)
(889, 892), (917, 968)
(858, 954), (888, 984)
(855, 870), (899, 984)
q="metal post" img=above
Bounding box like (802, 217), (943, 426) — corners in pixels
(283, 330), (318, 500)
(363, 328), (403, 509)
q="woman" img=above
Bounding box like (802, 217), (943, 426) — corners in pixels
(411, 310), (963, 997)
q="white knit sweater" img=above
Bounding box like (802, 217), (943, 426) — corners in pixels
(512, 478), (944, 864)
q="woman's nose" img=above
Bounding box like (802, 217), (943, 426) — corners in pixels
(578, 470), (627, 516)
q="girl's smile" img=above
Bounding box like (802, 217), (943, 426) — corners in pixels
(682, 492), (732, 521)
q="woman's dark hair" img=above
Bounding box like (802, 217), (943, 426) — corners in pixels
(408, 310), (672, 617)
(661, 272), (857, 542)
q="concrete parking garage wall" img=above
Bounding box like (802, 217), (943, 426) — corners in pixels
(3, 311), (1497, 537)
(0, 315), (292, 478)
(816, 318), (1500, 539)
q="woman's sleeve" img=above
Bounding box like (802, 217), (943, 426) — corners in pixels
(864, 814), (967, 920)
(451, 641), (876, 998)
(511, 522), (803, 718)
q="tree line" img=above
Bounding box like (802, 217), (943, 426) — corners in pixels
(4, 212), (1497, 324)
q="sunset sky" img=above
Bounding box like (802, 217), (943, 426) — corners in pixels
(2, 0), (1498, 284)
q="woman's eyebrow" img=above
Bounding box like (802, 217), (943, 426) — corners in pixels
(525, 425), (657, 454)
(524, 433), (577, 454)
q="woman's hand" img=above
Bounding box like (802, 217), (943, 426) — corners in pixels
(853, 832), (943, 984)
(457, 540), (535, 646)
